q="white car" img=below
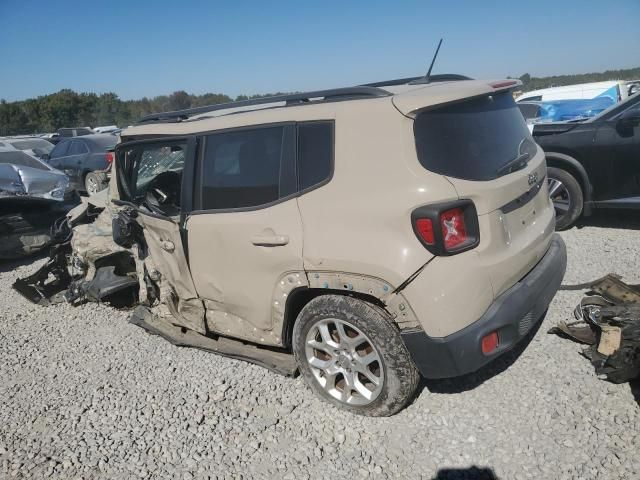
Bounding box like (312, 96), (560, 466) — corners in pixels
(516, 80), (639, 103)
(0, 136), (54, 159)
(93, 125), (119, 134)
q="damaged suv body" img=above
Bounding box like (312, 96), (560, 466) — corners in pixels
(16, 77), (567, 416)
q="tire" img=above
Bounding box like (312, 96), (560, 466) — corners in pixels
(84, 172), (108, 196)
(547, 166), (583, 230)
(292, 294), (420, 416)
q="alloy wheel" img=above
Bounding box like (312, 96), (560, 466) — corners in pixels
(548, 177), (571, 219)
(304, 318), (384, 406)
(86, 176), (98, 195)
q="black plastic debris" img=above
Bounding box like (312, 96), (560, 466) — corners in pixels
(549, 274), (640, 383)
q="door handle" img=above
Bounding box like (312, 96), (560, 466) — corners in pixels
(251, 234), (289, 247)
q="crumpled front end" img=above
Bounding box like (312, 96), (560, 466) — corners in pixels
(12, 191), (141, 307)
(0, 163), (68, 202)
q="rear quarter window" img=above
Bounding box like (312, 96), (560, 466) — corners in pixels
(414, 92), (534, 181)
(297, 121), (333, 191)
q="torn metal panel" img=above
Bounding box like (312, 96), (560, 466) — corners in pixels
(549, 275), (640, 384)
(12, 245), (73, 305)
(0, 195), (80, 260)
(136, 211), (206, 334)
(307, 271), (421, 330)
(129, 306), (298, 376)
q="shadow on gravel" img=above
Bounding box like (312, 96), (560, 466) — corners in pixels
(630, 379), (640, 407)
(0, 250), (47, 274)
(420, 311), (545, 395)
(575, 210), (640, 231)
(431, 466), (498, 479)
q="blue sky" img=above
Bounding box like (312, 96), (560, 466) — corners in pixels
(1, 0), (638, 101)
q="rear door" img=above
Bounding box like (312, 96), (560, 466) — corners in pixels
(47, 140), (70, 170)
(115, 137), (207, 334)
(591, 99), (640, 203)
(66, 139), (89, 188)
(413, 90), (555, 297)
(186, 123), (304, 344)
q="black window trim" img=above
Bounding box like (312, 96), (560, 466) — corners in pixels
(295, 120), (335, 197)
(114, 135), (197, 218)
(189, 120), (335, 216)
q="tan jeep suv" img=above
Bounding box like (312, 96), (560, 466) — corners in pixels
(111, 75), (566, 416)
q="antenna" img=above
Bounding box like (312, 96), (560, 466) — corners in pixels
(424, 38), (443, 83)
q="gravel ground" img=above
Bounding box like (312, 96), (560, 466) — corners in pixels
(1, 211), (639, 480)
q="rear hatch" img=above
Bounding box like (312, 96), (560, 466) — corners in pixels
(398, 85), (555, 298)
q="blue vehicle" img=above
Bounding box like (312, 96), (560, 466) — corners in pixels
(518, 97), (615, 123)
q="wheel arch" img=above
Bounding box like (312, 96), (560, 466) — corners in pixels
(281, 287), (385, 351)
(544, 151), (593, 214)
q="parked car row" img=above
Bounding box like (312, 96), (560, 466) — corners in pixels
(1, 132), (117, 196)
(515, 80), (640, 229)
(44, 134), (116, 194)
(533, 91), (640, 229)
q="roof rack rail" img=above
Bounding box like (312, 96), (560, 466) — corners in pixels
(362, 74), (472, 88)
(137, 86), (390, 124)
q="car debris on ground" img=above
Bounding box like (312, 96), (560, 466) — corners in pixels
(550, 274), (640, 383)
(12, 187), (138, 306)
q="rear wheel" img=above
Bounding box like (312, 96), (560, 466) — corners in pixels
(547, 166), (583, 230)
(84, 172), (108, 196)
(292, 294), (420, 416)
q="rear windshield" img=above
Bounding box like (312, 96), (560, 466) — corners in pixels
(0, 151), (49, 170)
(88, 136), (118, 151)
(10, 139), (54, 154)
(414, 92), (534, 181)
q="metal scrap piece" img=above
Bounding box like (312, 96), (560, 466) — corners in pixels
(597, 325), (622, 356)
(589, 274), (640, 304)
(548, 320), (597, 345)
(550, 274), (640, 384)
(129, 306), (298, 376)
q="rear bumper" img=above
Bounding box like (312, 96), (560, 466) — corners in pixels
(401, 233), (566, 379)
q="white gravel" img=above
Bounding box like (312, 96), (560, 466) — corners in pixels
(1, 211), (639, 480)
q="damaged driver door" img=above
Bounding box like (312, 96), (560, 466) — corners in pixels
(115, 137), (207, 334)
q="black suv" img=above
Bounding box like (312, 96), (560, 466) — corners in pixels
(533, 93), (640, 229)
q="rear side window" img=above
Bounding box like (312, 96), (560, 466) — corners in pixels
(200, 126), (284, 210)
(414, 92), (534, 181)
(0, 151), (48, 170)
(50, 141), (70, 158)
(68, 140), (88, 155)
(297, 122), (333, 191)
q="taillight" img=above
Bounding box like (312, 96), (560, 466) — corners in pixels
(415, 218), (435, 245)
(105, 152), (114, 164)
(440, 207), (467, 250)
(411, 200), (479, 256)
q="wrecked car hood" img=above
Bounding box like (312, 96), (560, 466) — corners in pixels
(0, 163), (68, 201)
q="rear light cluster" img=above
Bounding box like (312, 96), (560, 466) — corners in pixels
(105, 151), (114, 164)
(411, 200), (480, 256)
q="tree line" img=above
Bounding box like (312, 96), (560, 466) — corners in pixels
(0, 90), (286, 136)
(1, 66), (638, 136)
(515, 66), (640, 92)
